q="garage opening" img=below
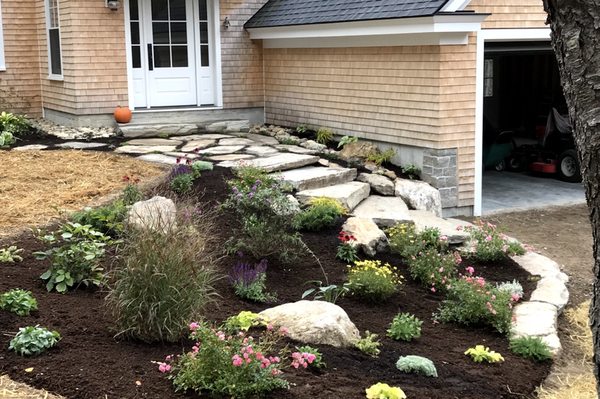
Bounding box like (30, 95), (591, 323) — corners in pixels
(481, 41), (585, 214)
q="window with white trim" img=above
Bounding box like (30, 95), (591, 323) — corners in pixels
(0, 0), (6, 70)
(46, 0), (62, 77)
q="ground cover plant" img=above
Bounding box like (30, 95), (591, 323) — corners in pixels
(387, 313), (422, 342)
(0, 289), (37, 316)
(395, 355), (438, 377)
(0, 166), (551, 399)
(294, 197), (345, 231)
(9, 326), (60, 356)
(509, 336), (553, 362)
(0, 246), (23, 263)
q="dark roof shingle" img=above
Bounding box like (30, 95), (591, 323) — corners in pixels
(245, 0), (450, 28)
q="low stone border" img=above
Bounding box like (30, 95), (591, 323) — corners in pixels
(510, 251), (570, 355)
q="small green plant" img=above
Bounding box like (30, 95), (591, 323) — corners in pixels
(461, 220), (525, 262)
(355, 331), (381, 358)
(296, 345), (325, 369)
(387, 313), (423, 342)
(347, 260), (403, 302)
(402, 164), (421, 180)
(496, 280), (524, 300)
(170, 172), (195, 194)
(366, 148), (396, 166)
(296, 124), (308, 134)
(0, 112), (31, 137)
(464, 345), (504, 363)
(191, 160), (213, 177)
(406, 248), (459, 292)
(9, 325), (61, 356)
(72, 202), (128, 237)
(225, 311), (268, 332)
(302, 281), (349, 304)
(387, 223), (447, 259)
(396, 355), (438, 377)
(294, 197), (346, 231)
(315, 128), (334, 144)
(337, 135), (358, 148)
(0, 289), (37, 316)
(509, 336), (552, 362)
(336, 230), (359, 263)
(0, 246), (24, 263)
(0, 131), (15, 148)
(365, 382), (407, 399)
(121, 175), (144, 205)
(230, 259), (275, 303)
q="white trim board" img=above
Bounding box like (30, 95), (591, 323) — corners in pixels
(0, 0), (5, 71)
(473, 28), (551, 216)
(263, 32), (470, 48)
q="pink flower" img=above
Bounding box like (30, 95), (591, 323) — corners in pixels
(279, 326), (289, 336)
(485, 235), (493, 242)
(158, 362), (171, 373)
(266, 324), (274, 331)
(465, 266), (475, 275)
(192, 345), (199, 353)
(440, 235), (448, 241)
(456, 225), (463, 231)
(189, 322), (199, 331)
(232, 355), (243, 367)
(511, 293), (522, 302)
(439, 267), (444, 273)
(431, 287), (436, 293)
(306, 353), (316, 363)
(271, 369), (282, 376)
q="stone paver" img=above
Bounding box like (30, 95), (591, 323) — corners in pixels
(11, 144), (48, 151)
(136, 153), (180, 165)
(530, 277), (569, 312)
(245, 146), (279, 157)
(124, 138), (181, 146)
(56, 141), (108, 149)
(244, 134), (279, 145)
(274, 144), (318, 155)
(181, 139), (216, 152)
(296, 181), (370, 211)
(219, 137), (256, 146)
(278, 166), (357, 191)
(164, 152), (201, 160)
(220, 153), (319, 173)
(511, 301), (561, 354)
(115, 145), (178, 154)
(195, 145), (246, 155)
(210, 154), (256, 162)
(206, 120), (249, 133)
(395, 179), (443, 217)
(120, 123), (198, 138)
(511, 252), (569, 283)
(352, 195), (412, 228)
(357, 173), (395, 196)
(409, 210), (469, 245)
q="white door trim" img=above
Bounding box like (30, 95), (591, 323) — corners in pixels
(473, 28), (551, 216)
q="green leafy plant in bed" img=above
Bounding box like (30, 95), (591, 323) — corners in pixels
(346, 260), (403, 302)
(0, 246), (24, 263)
(406, 248), (459, 293)
(34, 223), (112, 293)
(0, 112), (32, 148)
(387, 312), (423, 342)
(366, 148), (396, 166)
(355, 331), (381, 357)
(0, 289), (37, 316)
(337, 135), (358, 148)
(387, 223), (448, 259)
(366, 382), (407, 399)
(509, 336), (552, 362)
(396, 355), (438, 377)
(461, 219), (525, 262)
(464, 345), (504, 363)
(9, 325), (61, 356)
(401, 163), (421, 180)
(294, 197), (346, 232)
(315, 127), (334, 144)
(302, 280), (349, 304)
(336, 230), (359, 263)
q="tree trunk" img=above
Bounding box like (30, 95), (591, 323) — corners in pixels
(542, 0), (600, 394)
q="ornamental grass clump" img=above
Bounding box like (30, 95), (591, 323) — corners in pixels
(509, 336), (553, 362)
(462, 220), (525, 262)
(229, 259), (275, 303)
(346, 260), (403, 302)
(436, 272), (516, 335)
(0, 289), (37, 316)
(387, 313), (423, 342)
(294, 197), (346, 232)
(106, 204), (219, 343)
(224, 166), (305, 263)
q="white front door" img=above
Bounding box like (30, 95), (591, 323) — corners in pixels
(128, 0), (217, 108)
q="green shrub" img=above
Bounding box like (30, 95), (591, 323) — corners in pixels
(0, 289), (37, 316)
(387, 313), (423, 342)
(464, 345), (504, 363)
(191, 160), (213, 176)
(347, 260), (402, 302)
(294, 197), (345, 231)
(72, 201), (128, 237)
(0, 131), (15, 148)
(462, 220), (525, 262)
(0, 246), (23, 263)
(406, 248), (459, 292)
(296, 124), (308, 134)
(106, 206), (218, 343)
(166, 321), (289, 397)
(337, 135), (358, 148)
(355, 331), (381, 357)
(387, 223), (447, 259)
(316, 128), (333, 144)
(396, 355), (438, 377)
(366, 148), (396, 166)
(302, 281), (349, 304)
(224, 166), (305, 263)
(170, 173), (195, 194)
(0, 112), (31, 138)
(224, 311), (268, 333)
(9, 326), (61, 356)
(229, 259), (275, 303)
(34, 223), (111, 293)
(509, 336), (552, 362)
(436, 275), (514, 334)
(296, 345), (326, 369)
(402, 164), (421, 180)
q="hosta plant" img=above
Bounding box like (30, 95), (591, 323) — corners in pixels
(387, 312), (423, 342)
(0, 289), (37, 316)
(355, 331), (381, 358)
(302, 281), (349, 304)
(9, 325), (61, 356)
(0, 246), (23, 263)
(396, 355), (438, 377)
(509, 336), (553, 362)
(337, 135), (358, 148)
(365, 382), (407, 399)
(464, 345), (504, 363)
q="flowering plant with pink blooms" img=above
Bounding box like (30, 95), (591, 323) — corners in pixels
(461, 220), (525, 262)
(435, 269), (515, 335)
(165, 320), (291, 397)
(406, 248), (460, 293)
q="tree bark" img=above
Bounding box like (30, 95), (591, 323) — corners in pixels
(542, 0), (600, 395)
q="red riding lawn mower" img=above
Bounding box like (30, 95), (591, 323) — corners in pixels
(504, 108), (581, 183)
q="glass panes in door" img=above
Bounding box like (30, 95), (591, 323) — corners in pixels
(198, 0), (209, 67)
(151, 0), (188, 68)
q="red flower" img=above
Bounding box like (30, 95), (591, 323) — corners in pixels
(176, 158), (181, 164)
(338, 231), (356, 243)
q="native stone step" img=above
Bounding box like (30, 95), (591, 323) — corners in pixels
(352, 195), (412, 228)
(118, 123), (199, 138)
(218, 153), (320, 173)
(296, 182), (370, 211)
(278, 166), (357, 191)
(409, 210), (469, 245)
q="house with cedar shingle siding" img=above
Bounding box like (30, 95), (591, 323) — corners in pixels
(0, 0), (557, 216)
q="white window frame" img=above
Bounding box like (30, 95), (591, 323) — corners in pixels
(45, 0), (63, 80)
(0, 0), (6, 71)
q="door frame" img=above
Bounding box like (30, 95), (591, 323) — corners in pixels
(123, 0), (223, 110)
(473, 28), (551, 216)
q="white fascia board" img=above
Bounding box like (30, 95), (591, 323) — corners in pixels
(263, 32), (469, 48)
(441, 0), (473, 12)
(480, 28), (551, 41)
(247, 14), (487, 41)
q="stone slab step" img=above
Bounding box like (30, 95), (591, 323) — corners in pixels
(278, 166), (357, 191)
(296, 182), (370, 211)
(352, 195), (412, 228)
(119, 123), (199, 138)
(218, 153), (320, 173)
(409, 210), (469, 245)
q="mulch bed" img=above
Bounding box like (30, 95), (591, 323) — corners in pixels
(0, 167), (550, 399)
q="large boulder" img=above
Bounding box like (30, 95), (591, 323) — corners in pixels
(127, 196), (176, 232)
(259, 300), (360, 348)
(338, 141), (379, 161)
(395, 179), (442, 217)
(342, 217), (389, 256)
(357, 173), (395, 196)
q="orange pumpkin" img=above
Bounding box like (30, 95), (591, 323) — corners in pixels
(114, 106), (132, 124)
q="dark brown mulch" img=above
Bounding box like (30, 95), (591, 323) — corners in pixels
(0, 167), (549, 399)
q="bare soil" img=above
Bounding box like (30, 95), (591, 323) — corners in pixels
(0, 168), (551, 399)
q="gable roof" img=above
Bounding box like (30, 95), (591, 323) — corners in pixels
(245, 0), (452, 29)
